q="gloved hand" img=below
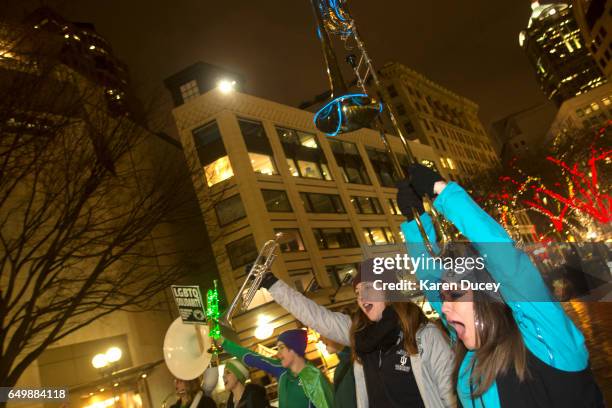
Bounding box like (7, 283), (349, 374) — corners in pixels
(245, 263), (278, 290)
(407, 163), (444, 198)
(396, 179), (425, 220)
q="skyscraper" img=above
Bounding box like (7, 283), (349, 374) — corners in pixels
(519, 1), (606, 106)
(572, 0), (612, 80)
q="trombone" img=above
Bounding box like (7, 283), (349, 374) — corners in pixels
(309, 0), (452, 256)
(220, 233), (283, 329)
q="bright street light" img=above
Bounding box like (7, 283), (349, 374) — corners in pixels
(106, 347), (122, 363)
(92, 353), (108, 369)
(217, 79), (236, 94)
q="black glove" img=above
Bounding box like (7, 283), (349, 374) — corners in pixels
(246, 263), (278, 290)
(408, 163), (444, 198)
(396, 179), (425, 221)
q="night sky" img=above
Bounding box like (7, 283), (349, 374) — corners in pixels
(4, 0), (557, 134)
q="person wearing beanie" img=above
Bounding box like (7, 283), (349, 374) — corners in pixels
(221, 328), (334, 408)
(398, 163), (603, 407)
(259, 259), (455, 408)
(223, 358), (269, 408)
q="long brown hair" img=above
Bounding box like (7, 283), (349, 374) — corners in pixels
(454, 290), (527, 397)
(350, 302), (428, 363)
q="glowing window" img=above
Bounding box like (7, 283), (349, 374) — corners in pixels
(180, 80), (199, 103)
(204, 156), (234, 187)
(363, 227), (395, 246)
(249, 153), (277, 175)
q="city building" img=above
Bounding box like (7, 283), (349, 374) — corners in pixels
(490, 102), (558, 164)
(164, 62), (446, 351)
(1, 17), (214, 408)
(519, 1), (607, 106)
(375, 62), (500, 184)
(573, 0), (612, 80)
(23, 7), (141, 117)
(547, 81), (612, 142)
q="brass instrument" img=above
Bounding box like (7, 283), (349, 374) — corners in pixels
(220, 233), (283, 329)
(309, 0), (453, 256)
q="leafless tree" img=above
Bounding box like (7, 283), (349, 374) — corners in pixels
(0, 23), (224, 389)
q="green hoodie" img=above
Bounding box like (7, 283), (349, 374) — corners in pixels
(332, 347), (356, 408)
(223, 339), (334, 408)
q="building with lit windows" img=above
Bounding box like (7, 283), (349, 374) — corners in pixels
(23, 7), (141, 117)
(547, 81), (612, 141)
(573, 0), (612, 80)
(164, 62), (446, 351)
(374, 62), (500, 184)
(519, 1), (607, 106)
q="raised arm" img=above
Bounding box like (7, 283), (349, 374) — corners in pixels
(266, 278), (352, 346)
(222, 339), (285, 378)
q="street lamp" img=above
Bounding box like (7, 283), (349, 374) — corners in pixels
(217, 79), (236, 94)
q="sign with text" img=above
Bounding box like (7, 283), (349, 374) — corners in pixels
(171, 285), (207, 324)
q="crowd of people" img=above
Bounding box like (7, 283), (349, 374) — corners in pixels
(168, 164), (604, 408)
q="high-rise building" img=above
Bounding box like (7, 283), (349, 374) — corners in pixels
(23, 7), (141, 117)
(519, 1), (606, 106)
(164, 62), (445, 350)
(375, 62), (500, 184)
(573, 0), (612, 80)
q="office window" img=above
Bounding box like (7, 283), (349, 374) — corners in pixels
(288, 269), (317, 293)
(363, 227), (396, 246)
(388, 198), (402, 215)
(352, 196), (384, 214)
(366, 147), (398, 187)
(326, 263), (358, 288)
(215, 194), (246, 226)
(313, 228), (359, 249)
(193, 121), (234, 187)
(261, 189), (292, 212)
(274, 228), (306, 252)
(301, 192), (345, 213)
(180, 80), (199, 103)
(328, 140), (371, 185)
(277, 126), (332, 180)
(249, 152), (277, 175)
(239, 119), (277, 175)
(226, 235), (258, 269)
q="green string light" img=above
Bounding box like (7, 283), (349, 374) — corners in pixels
(206, 280), (221, 340)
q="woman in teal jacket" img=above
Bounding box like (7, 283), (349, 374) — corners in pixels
(398, 164), (603, 407)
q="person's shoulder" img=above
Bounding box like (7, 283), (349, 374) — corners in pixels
(198, 395), (217, 408)
(245, 382), (266, 394)
(417, 322), (450, 347)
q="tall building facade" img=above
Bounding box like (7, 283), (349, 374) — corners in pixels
(375, 62), (500, 184)
(165, 63), (445, 350)
(519, 1), (606, 106)
(573, 0), (612, 80)
(23, 7), (140, 117)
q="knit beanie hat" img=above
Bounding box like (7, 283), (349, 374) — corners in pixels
(278, 329), (307, 357)
(225, 358), (249, 384)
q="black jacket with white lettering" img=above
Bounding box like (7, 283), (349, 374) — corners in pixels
(356, 322), (425, 408)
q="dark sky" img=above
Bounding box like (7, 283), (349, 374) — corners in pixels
(4, 0), (557, 132)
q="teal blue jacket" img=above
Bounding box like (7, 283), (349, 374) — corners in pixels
(401, 182), (588, 408)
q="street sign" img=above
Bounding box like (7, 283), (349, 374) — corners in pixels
(170, 285), (207, 324)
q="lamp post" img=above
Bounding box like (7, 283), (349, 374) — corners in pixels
(92, 347), (123, 406)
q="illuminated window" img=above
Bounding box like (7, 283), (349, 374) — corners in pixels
(602, 97), (611, 106)
(313, 228), (359, 249)
(447, 158), (457, 170)
(274, 228), (306, 252)
(180, 80), (199, 103)
(326, 263), (358, 288)
(388, 198), (402, 215)
(366, 147), (398, 187)
(277, 127), (331, 180)
(204, 156), (234, 186)
(288, 269), (318, 293)
(363, 227), (396, 246)
(249, 152), (277, 175)
(352, 196), (384, 214)
(421, 159), (436, 170)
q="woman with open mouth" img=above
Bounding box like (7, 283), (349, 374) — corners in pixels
(260, 259), (456, 408)
(399, 164), (604, 407)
